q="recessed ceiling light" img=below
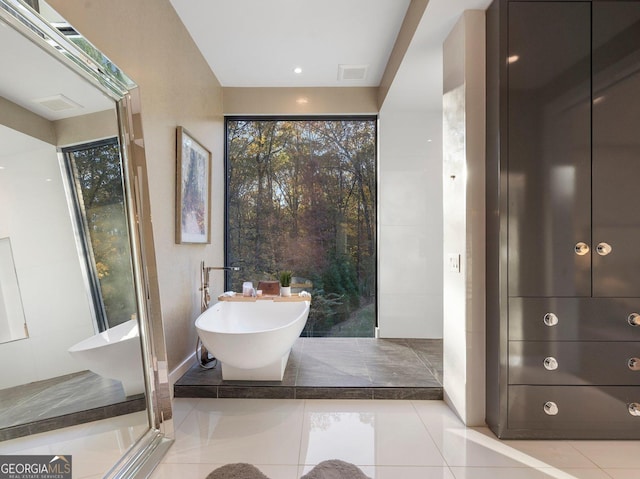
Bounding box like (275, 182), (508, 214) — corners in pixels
(293, 67), (302, 74)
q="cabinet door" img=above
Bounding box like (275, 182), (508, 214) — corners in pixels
(507, 2), (591, 297)
(592, 2), (640, 298)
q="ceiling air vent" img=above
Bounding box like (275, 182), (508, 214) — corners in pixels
(338, 64), (368, 81)
(32, 94), (82, 112)
(51, 22), (81, 38)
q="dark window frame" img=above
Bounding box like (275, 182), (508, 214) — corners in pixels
(62, 137), (125, 333)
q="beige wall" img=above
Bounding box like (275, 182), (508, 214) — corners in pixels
(0, 97), (55, 145)
(49, 0), (225, 375)
(224, 87), (378, 115)
(54, 110), (118, 147)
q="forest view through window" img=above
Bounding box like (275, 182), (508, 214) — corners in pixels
(64, 139), (137, 332)
(226, 117), (377, 337)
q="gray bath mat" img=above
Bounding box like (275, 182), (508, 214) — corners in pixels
(205, 463), (269, 479)
(301, 460), (371, 479)
(205, 460), (371, 479)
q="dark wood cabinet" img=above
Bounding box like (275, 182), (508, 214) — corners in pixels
(592, 2), (640, 298)
(487, 0), (640, 438)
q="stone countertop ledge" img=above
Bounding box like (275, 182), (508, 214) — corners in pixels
(217, 293), (311, 302)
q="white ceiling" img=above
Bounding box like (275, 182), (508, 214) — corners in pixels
(170, 0), (492, 110)
(169, 0), (412, 88)
(387, 0), (493, 111)
(0, 15), (114, 121)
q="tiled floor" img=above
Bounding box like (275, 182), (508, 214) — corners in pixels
(151, 398), (640, 479)
(3, 398), (640, 478)
(0, 410), (148, 479)
(0, 370), (146, 441)
(175, 338), (443, 400)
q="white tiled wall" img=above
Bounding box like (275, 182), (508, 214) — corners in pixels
(0, 135), (95, 388)
(378, 110), (443, 338)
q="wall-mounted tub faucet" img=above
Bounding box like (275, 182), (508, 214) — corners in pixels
(204, 266), (241, 272)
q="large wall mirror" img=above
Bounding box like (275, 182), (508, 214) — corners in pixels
(0, 0), (172, 476)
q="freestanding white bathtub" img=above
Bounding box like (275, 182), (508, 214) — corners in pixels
(195, 299), (310, 381)
(68, 319), (145, 396)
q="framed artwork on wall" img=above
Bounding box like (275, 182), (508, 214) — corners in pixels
(176, 126), (211, 244)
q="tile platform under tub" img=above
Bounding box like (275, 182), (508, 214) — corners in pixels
(174, 338), (443, 400)
(0, 370), (146, 441)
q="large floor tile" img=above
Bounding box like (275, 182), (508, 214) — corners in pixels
(437, 427), (555, 468)
(368, 466), (455, 479)
(299, 399), (445, 467)
(163, 398), (305, 465)
(604, 469), (640, 479)
(413, 402), (541, 468)
(412, 399), (466, 432)
(170, 397), (200, 429)
(569, 441), (640, 469)
(0, 412), (148, 478)
(500, 440), (598, 469)
(449, 467), (611, 479)
(173, 338), (443, 399)
(151, 462), (299, 479)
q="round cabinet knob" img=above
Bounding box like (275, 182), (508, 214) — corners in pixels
(628, 358), (640, 371)
(544, 357), (559, 370)
(575, 242), (590, 256)
(544, 401), (559, 416)
(543, 312), (559, 327)
(596, 242), (612, 256)
(629, 313), (640, 327)
(628, 403), (640, 417)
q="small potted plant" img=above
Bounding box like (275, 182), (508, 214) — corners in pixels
(279, 270), (293, 297)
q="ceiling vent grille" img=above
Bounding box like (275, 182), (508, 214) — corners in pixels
(338, 64), (368, 81)
(32, 94), (82, 112)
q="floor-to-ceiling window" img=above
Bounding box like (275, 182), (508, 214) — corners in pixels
(63, 138), (137, 332)
(226, 117), (377, 337)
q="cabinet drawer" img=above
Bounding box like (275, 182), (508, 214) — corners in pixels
(508, 385), (640, 438)
(509, 341), (640, 385)
(509, 297), (640, 341)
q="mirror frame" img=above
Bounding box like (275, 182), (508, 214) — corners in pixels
(0, 1), (173, 476)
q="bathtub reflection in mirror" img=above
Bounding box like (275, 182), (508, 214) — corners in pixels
(0, 237), (28, 344)
(0, 122), (148, 440)
(0, 0), (172, 475)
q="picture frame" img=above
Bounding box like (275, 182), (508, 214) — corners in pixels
(176, 126), (211, 244)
